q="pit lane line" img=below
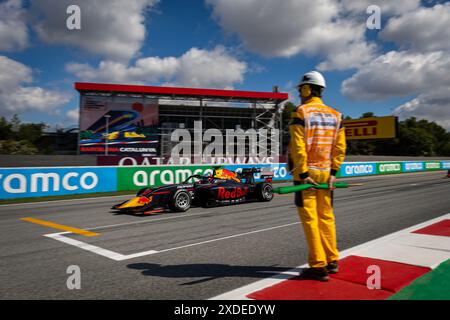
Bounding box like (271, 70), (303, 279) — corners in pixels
(21, 217), (100, 237)
(44, 221), (301, 261)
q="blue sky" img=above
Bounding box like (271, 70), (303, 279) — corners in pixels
(0, 0), (449, 130)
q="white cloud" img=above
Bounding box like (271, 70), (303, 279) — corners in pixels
(341, 51), (450, 100)
(0, 0), (28, 51)
(206, 0), (378, 71)
(0, 56), (71, 116)
(207, 0), (337, 57)
(340, 0), (420, 16)
(340, 50), (450, 131)
(67, 46), (247, 89)
(172, 47), (246, 88)
(31, 0), (158, 62)
(380, 3), (450, 52)
(393, 88), (450, 130)
(66, 108), (79, 123)
(339, 2), (450, 131)
(66, 57), (179, 84)
(312, 21), (378, 71)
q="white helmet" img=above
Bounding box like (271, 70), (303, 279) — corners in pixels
(298, 71), (326, 88)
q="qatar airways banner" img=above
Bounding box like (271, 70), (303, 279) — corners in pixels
(79, 95), (159, 155)
(96, 155), (288, 166)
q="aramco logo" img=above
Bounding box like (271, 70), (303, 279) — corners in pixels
(0, 172), (98, 194)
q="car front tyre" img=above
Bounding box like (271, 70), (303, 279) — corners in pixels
(256, 183), (274, 202)
(169, 190), (192, 212)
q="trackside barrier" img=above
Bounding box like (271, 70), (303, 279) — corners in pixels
(0, 167), (117, 199)
(115, 163), (291, 191)
(335, 160), (447, 178)
(0, 161), (449, 200)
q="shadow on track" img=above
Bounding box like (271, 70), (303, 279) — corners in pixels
(127, 263), (294, 285)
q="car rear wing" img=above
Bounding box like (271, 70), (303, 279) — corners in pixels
(260, 171), (273, 182)
(240, 167), (274, 182)
(241, 168), (261, 174)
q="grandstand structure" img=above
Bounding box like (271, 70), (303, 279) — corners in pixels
(75, 82), (289, 159)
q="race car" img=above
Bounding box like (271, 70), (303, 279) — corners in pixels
(112, 167), (274, 214)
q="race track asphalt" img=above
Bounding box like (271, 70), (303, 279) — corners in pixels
(0, 171), (449, 299)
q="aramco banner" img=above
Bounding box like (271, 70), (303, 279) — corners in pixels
(116, 163), (291, 190)
(0, 167), (117, 199)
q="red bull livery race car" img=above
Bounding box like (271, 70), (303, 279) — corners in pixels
(112, 167), (274, 214)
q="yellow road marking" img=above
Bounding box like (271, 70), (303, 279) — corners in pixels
(21, 217), (99, 237)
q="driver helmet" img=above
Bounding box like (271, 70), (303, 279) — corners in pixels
(201, 173), (213, 184)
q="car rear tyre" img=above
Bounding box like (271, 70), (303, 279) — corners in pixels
(256, 183), (273, 202)
(169, 190), (192, 212)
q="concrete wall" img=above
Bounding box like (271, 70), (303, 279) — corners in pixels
(0, 155), (97, 167)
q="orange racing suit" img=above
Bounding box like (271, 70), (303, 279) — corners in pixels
(288, 97), (346, 268)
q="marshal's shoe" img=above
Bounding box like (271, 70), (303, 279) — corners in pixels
(326, 261), (339, 274)
(299, 267), (329, 282)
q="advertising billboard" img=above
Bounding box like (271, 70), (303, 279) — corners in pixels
(343, 116), (397, 140)
(79, 95), (159, 155)
(338, 162), (377, 177)
(0, 167), (117, 199)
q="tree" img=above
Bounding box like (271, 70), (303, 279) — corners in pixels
(281, 101), (297, 154)
(0, 115), (46, 155)
(0, 116), (13, 140)
(0, 140), (39, 155)
(18, 122), (47, 144)
(361, 112), (375, 118)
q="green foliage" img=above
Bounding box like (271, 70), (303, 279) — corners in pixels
(0, 140), (39, 155)
(0, 117), (14, 140)
(361, 112), (375, 118)
(0, 115), (47, 155)
(18, 123), (47, 144)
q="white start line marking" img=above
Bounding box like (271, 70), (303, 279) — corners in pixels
(44, 221), (301, 261)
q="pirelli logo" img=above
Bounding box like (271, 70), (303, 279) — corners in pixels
(343, 116), (398, 140)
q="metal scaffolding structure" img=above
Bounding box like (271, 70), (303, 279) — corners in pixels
(75, 82), (288, 159)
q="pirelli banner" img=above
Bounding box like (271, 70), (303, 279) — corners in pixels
(343, 116), (398, 140)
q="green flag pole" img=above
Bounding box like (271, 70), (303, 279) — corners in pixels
(273, 182), (362, 194)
